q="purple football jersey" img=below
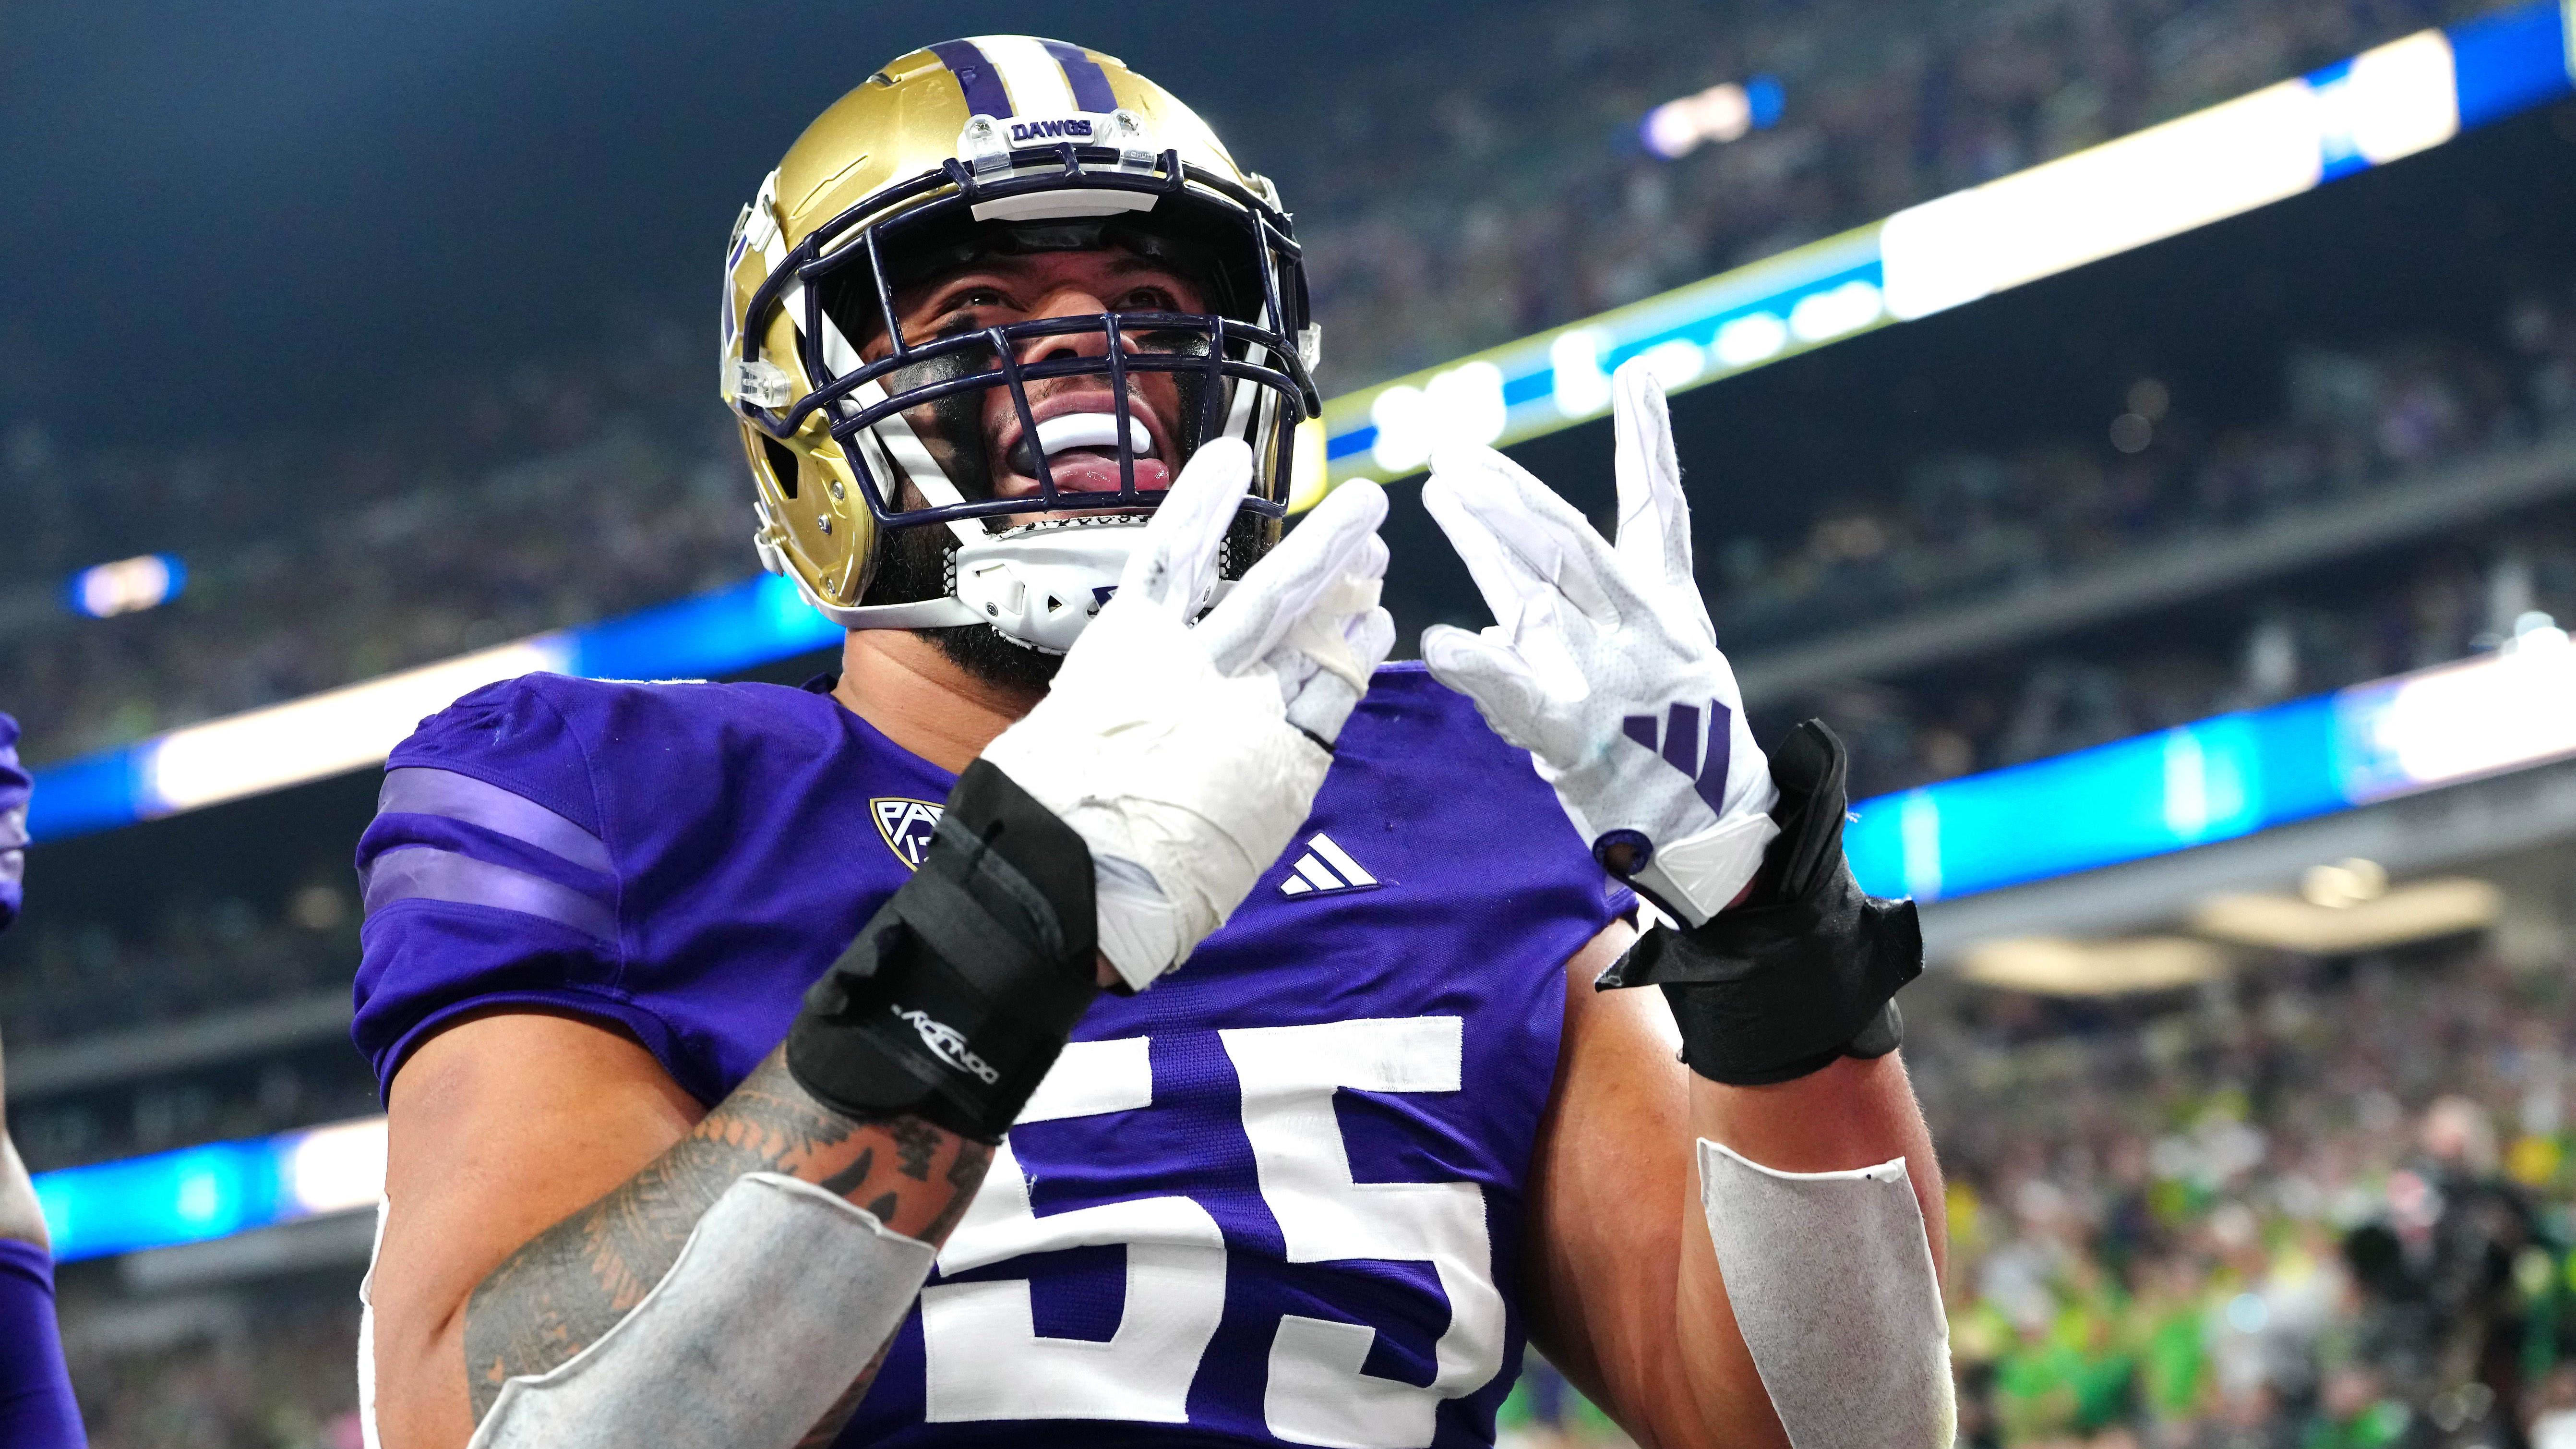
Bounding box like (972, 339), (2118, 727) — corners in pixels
(354, 664), (1629, 1448)
(0, 1239), (85, 1448)
(0, 712), (28, 931)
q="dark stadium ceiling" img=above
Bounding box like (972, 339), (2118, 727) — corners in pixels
(0, 0), (1493, 444)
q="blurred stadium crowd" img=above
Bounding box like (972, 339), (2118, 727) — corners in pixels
(48, 936), (2576, 1449)
(1916, 937), (2576, 1449)
(1781, 288), (2576, 800)
(1286, 0), (2504, 386)
(0, 0), (2525, 787)
(16, 277), (2576, 807)
(12, 0), (2576, 1445)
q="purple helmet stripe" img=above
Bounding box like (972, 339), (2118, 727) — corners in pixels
(361, 845), (618, 942)
(1039, 39), (1118, 113)
(928, 38), (1015, 119)
(378, 767), (612, 874)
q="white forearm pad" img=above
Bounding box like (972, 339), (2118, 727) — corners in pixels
(1698, 1140), (1953, 1449)
(466, 1172), (936, 1449)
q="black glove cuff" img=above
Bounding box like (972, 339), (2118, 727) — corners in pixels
(787, 759), (1100, 1143)
(1598, 719), (1922, 1086)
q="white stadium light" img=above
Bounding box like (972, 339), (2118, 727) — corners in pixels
(68, 553), (186, 618)
(2192, 877), (2502, 954)
(1422, 360), (1510, 448)
(1640, 75), (1785, 160)
(281, 1117), (391, 1216)
(141, 634), (575, 816)
(1712, 312), (1788, 368)
(1633, 338), (1706, 390)
(1961, 936), (2228, 996)
(1786, 279), (1885, 342)
(1367, 383), (1434, 474)
(2336, 30), (2461, 165)
(1368, 361), (1509, 473)
(2346, 641), (2576, 799)
(1880, 77), (2327, 320)
(1548, 329), (1612, 419)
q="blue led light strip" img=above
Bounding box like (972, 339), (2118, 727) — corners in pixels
(1842, 641), (2576, 902)
(34, 1117), (385, 1264)
(23, 573), (841, 842)
(38, 639), (2576, 1264)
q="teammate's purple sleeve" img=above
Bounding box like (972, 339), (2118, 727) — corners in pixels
(0, 719), (76, 1444)
(0, 713), (28, 932)
(0, 1240), (85, 1447)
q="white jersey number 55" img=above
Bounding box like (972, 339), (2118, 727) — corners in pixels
(922, 1016), (1505, 1449)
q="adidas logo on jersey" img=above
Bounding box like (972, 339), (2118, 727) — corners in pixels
(1277, 833), (1380, 897)
(871, 797), (943, 870)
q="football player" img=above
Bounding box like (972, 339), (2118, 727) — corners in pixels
(360, 38), (1946, 1449)
(0, 713), (89, 1448)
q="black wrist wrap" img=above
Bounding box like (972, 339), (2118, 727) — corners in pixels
(786, 759), (1099, 1143)
(1596, 719), (1922, 1086)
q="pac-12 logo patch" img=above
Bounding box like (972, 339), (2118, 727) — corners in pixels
(871, 797), (943, 870)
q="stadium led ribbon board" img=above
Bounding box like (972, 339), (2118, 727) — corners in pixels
(20, 0), (2576, 847)
(1843, 633), (2576, 903)
(35, 634), (2576, 1266)
(1316, 0), (2576, 487)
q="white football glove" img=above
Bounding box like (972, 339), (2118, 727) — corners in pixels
(982, 439), (1396, 991)
(1420, 361), (1778, 927)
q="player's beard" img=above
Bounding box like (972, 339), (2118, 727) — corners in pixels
(860, 507), (1277, 696)
(862, 517), (1063, 694)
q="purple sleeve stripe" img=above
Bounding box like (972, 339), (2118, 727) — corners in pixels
(379, 767), (612, 874)
(362, 845), (618, 942)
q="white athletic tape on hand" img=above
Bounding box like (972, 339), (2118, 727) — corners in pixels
(466, 1173), (936, 1449)
(1282, 573), (1384, 691)
(1697, 1141), (1954, 1449)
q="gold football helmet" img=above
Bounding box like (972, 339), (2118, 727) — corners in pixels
(719, 36), (1320, 652)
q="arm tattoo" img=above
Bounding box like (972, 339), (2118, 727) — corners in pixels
(890, 1116), (939, 1181)
(461, 1049), (992, 1422)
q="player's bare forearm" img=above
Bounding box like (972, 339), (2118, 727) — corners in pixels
(459, 1047), (989, 1435)
(0, 1031), (49, 1250)
(1688, 1051), (1945, 1271)
(1523, 928), (1949, 1449)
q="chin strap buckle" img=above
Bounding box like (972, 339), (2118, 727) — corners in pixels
(957, 114), (1013, 180)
